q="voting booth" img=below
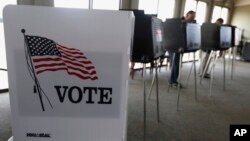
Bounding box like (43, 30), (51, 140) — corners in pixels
(224, 25), (242, 47)
(164, 18), (201, 53)
(234, 27), (243, 46)
(201, 23), (232, 51)
(4, 5), (134, 141)
(125, 10), (165, 63)
(163, 18), (201, 109)
(200, 23), (233, 94)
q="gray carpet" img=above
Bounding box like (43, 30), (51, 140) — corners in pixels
(0, 92), (11, 141)
(1, 59), (250, 141)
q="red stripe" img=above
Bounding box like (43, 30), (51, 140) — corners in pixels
(62, 55), (90, 64)
(67, 66), (97, 75)
(60, 51), (86, 59)
(35, 63), (97, 75)
(35, 63), (64, 69)
(58, 46), (81, 53)
(33, 57), (91, 64)
(59, 48), (84, 55)
(34, 61), (95, 70)
(36, 68), (98, 80)
(57, 44), (80, 52)
(33, 57), (61, 62)
(62, 59), (94, 70)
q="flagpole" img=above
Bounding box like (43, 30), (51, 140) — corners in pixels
(21, 29), (45, 111)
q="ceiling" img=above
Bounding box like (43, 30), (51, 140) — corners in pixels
(233, 0), (250, 7)
(213, 0), (250, 7)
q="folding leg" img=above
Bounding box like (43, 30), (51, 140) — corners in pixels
(209, 52), (218, 97)
(148, 59), (160, 122)
(185, 60), (194, 87)
(200, 51), (214, 84)
(167, 53), (176, 92)
(155, 59), (160, 123)
(193, 52), (197, 101)
(142, 63), (146, 141)
(223, 51), (226, 91)
(231, 47), (236, 80)
(177, 53), (183, 111)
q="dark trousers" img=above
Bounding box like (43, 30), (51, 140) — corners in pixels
(169, 52), (180, 84)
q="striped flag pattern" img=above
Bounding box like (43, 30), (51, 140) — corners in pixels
(25, 35), (98, 80)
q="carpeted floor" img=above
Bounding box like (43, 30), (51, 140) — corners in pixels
(0, 92), (11, 141)
(1, 59), (250, 141)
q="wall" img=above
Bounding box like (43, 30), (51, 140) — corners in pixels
(120, 0), (130, 9)
(130, 0), (138, 9)
(231, 5), (250, 41)
(18, 0), (53, 6)
(234, 0), (250, 7)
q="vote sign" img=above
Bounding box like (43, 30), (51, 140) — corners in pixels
(4, 5), (134, 141)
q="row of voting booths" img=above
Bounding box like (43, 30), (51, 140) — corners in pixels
(4, 5), (243, 141)
(129, 9), (242, 91)
(127, 9), (242, 139)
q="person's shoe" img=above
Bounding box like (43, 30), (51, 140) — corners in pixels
(173, 82), (182, 89)
(169, 82), (182, 89)
(204, 73), (210, 79)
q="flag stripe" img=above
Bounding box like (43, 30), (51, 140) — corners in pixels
(62, 55), (90, 63)
(57, 44), (81, 52)
(58, 48), (84, 55)
(34, 63), (97, 75)
(33, 57), (92, 64)
(57, 46), (83, 54)
(35, 66), (97, 78)
(33, 59), (95, 70)
(36, 67), (98, 80)
(61, 53), (88, 61)
(60, 51), (87, 59)
(32, 56), (95, 69)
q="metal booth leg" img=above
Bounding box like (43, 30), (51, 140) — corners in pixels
(200, 51), (214, 84)
(231, 47), (236, 80)
(177, 53), (183, 111)
(155, 59), (160, 123)
(193, 52), (197, 101)
(223, 51), (226, 91)
(148, 74), (155, 99)
(142, 63), (146, 141)
(148, 59), (160, 123)
(185, 59), (194, 87)
(168, 53), (176, 92)
(185, 52), (197, 101)
(209, 51), (218, 97)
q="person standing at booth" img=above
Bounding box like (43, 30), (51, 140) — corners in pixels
(169, 10), (196, 87)
(202, 18), (224, 78)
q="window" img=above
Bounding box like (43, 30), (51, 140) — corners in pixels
(0, 0), (16, 90)
(211, 6), (229, 24)
(54, 0), (89, 9)
(139, 0), (158, 14)
(93, 0), (120, 10)
(139, 0), (175, 20)
(196, 1), (207, 24)
(157, 0), (175, 20)
(0, 0), (16, 69)
(184, 0), (207, 24)
(54, 0), (120, 10)
(184, 0), (197, 14)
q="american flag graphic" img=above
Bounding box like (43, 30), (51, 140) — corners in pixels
(25, 35), (98, 80)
